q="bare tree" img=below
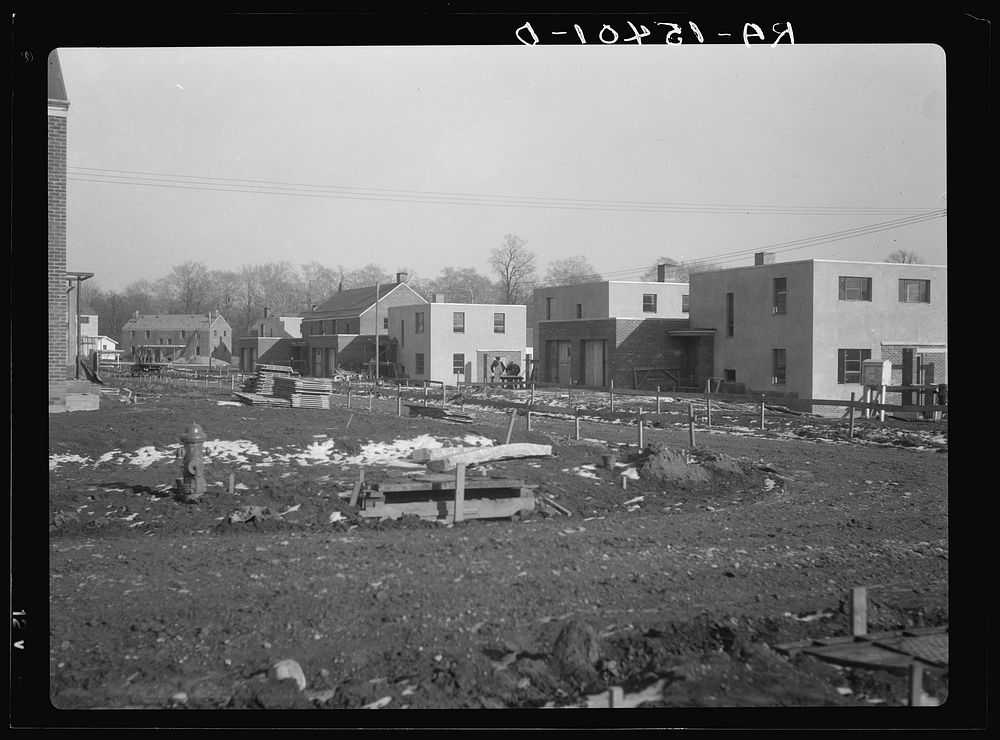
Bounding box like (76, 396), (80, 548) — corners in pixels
(489, 234), (537, 304)
(421, 266), (494, 303)
(166, 261), (212, 313)
(641, 257), (719, 282)
(885, 249), (924, 264)
(543, 256), (601, 287)
(344, 263), (392, 289)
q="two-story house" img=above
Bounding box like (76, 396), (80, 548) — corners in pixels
(301, 275), (426, 376)
(533, 265), (702, 388)
(120, 312), (233, 364)
(235, 308), (305, 373)
(688, 252), (947, 413)
(388, 297), (527, 384)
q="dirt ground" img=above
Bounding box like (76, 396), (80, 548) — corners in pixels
(40, 378), (956, 726)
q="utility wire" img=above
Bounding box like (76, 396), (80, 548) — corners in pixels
(67, 166), (942, 217)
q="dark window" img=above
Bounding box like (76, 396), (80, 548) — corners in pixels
(576, 304), (582, 319)
(80, 316), (90, 324)
(331, 320), (338, 334)
(383, 316), (389, 330)
(453, 312), (465, 333)
(145, 330), (150, 339)
(773, 278), (787, 314)
(452, 353), (465, 374)
(682, 295), (690, 313)
(493, 313), (505, 333)
(726, 293), (734, 337)
(181, 330), (186, 339)
(131, 331), (135, 338)
(415, 312), (425, 334)
(837, 348), (872, 384)
(772, 349), (786, 385)
(839, 276), (872, 301)
(546, 297), (554, 320)
(899, 279), (930, 303)
(724, 369), (736, 382)
(642, 294), (657, 313)
(415, 353), (425, 375)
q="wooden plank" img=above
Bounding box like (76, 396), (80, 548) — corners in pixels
(349, 469), (366, 507)
(425, 443), (552, 472)
(376, 478), (526, 493)
(359, 495), (534, 521)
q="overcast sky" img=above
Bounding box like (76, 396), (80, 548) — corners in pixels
(56, 43), (947, 291)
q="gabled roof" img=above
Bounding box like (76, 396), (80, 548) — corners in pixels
(121, 314), (226, 332)
(305, 283), (425, 320)
(48, 50), (68, 105)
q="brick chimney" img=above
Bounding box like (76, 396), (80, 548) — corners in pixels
(432, 293), (446, 303)
(263, 307), (270, 318)
(656, 263), (668, 282)
(754, 252), (775, 266)
(396, 272), (408, 284)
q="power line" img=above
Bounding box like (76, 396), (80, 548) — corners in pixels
(67, 166), (942, 217)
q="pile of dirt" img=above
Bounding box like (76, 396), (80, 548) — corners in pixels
(633, 444), (751, 487)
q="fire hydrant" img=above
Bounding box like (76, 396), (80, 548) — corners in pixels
(177, 422), (207, 500)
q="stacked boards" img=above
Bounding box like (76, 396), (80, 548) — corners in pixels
(248, 364), (297, 395)
(273, 375), (334, 409)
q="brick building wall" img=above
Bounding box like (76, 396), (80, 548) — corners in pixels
(48, 100), (68, 408)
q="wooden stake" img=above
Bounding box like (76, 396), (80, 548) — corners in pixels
(759, 397), (766, 430)
(567, 385), (572, 406)
(442, 383), (447, 408)
(574, 407), (581, 440)
(423, 384), (428, 407)
(453, 464), (466, 523)
(526, 408), (532, 432)
(609, 379), (615, 412)
(656, 386), (661, 414)
(529, 382), (535, 407)
(368, 393), (373, 412)
(908, 663), (924, 707)
(621, 475), (627, 489)
(850, 586), (868, 637)
(397, 384), (402, 417)
(848, 392), (856, 439)
(349, 468), (366, 508)
(228, 473), (234, 495)
(688, 402), (696, 447)
(879, 384), (887, 422)
(504, 409), (517, 445)
(608, 686), (624, 708)
(637, 415), (644, 448)
(706, 398), (712, 427)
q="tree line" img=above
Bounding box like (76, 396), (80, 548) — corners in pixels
(78, 234), (631, 343)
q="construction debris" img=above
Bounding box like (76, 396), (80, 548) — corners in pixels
(357, 475), (536, 522)
(273, 375), (333, 409)
(405, 404), (475, 424)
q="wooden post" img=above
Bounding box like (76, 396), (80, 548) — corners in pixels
(850, 586), (868, 637)
(347, 385), (352, 409)
(656, 386), (661, 414)
(848, 392), (856, 439)
(574, 407), (581, 441)
(879, 384), (887, 422)
(442, 383), (447, 408)
(609, 379), (615, 412)
(567, 384), (572, 407)
(228, 473), (234, 495)
(504, 409), (517, 445)
(349, 468), (366, 508)
(688, 402), (696, 448)
(608, 686), (624, 708)
(397, 384), (403, 417)
(759, 397), (766, 430)
(529, 382), (535, 408)
(706, 398), (712, 428)
(368, 392), (373, 412)
(526, 408), (532, 432)
(637, 412), (644, 448)
(453, 464), (466, 523)
(423, 383), (428, 407)
(621, 474), (627, 489)
(230, 375), (234, 391)
(908, 663), (924, 707)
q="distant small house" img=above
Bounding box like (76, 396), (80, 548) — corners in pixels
(65, 296), (100, 365)
(120, 312), (233, 364)
(301, 275), (426, 376)
(235, 308), (305, 373)
(388, 297), (527, 384)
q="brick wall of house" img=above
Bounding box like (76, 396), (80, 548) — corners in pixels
(48, 112), (68, 408)
(613, 319), (691, 388)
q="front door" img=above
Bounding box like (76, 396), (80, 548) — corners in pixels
(582, 339), (606, 387)
(312, 348), (323, 377)
(326, 348), (337, 377)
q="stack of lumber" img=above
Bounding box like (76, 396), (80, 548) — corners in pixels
(247, 365), (298, 394)
(233, 391), (291, 408)
(273, 375), (333, 409)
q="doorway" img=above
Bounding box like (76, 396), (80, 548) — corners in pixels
(581, 339), (606, 387)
